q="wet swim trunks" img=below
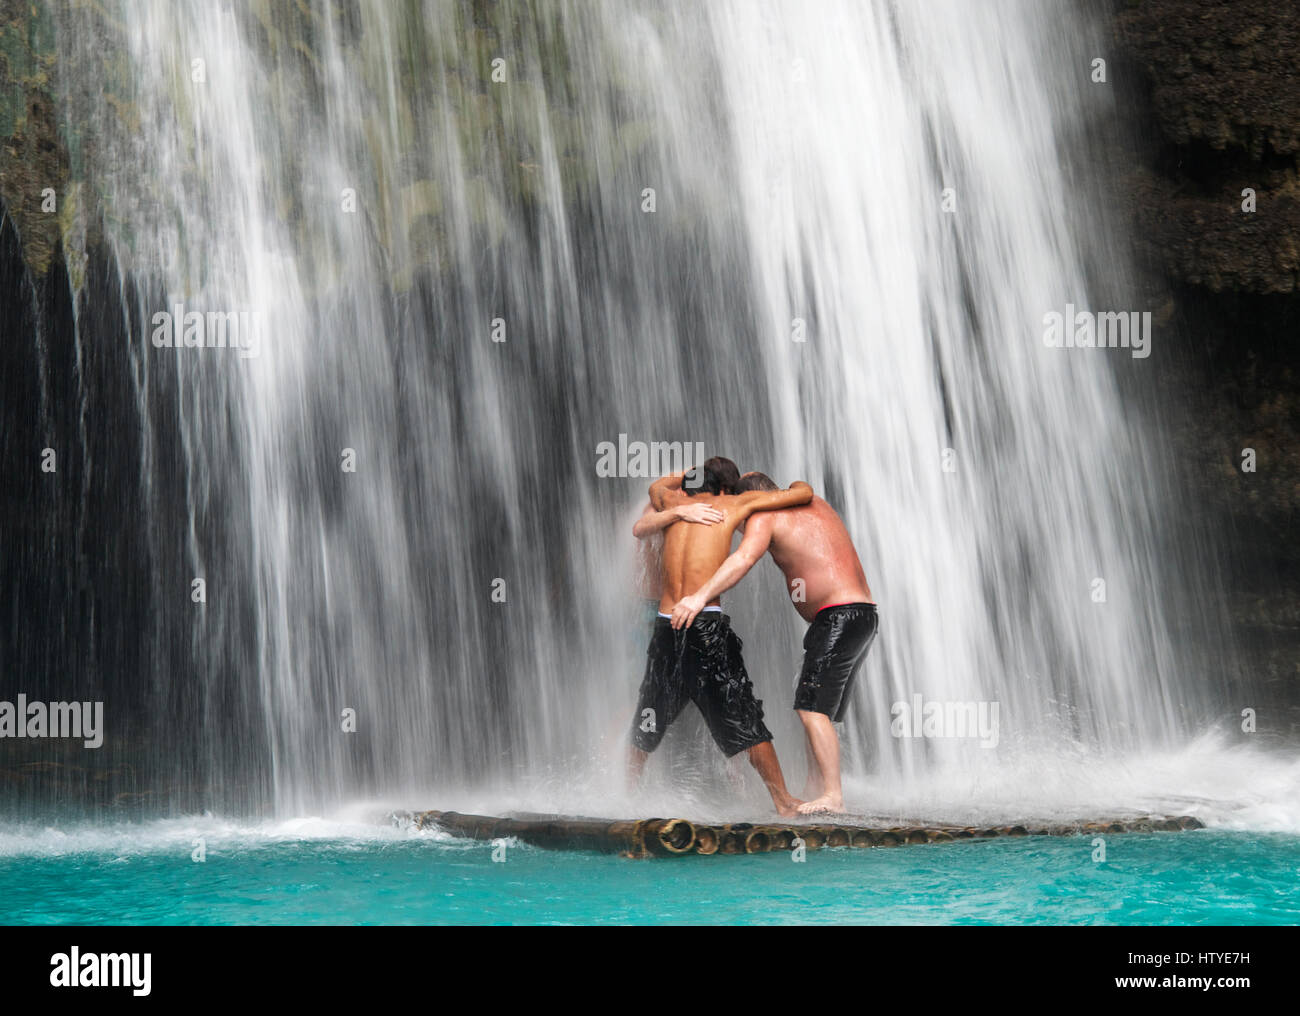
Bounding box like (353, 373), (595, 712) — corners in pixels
(794, 603), (878, 721)
(631, 613), (772, 758)
(629, 599), (663, 663)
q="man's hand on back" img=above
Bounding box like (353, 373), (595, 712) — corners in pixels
(675, 503), (724, 525)
(671, 592), (708, 630)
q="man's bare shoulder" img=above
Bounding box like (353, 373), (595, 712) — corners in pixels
(798, 496), (856, 540)
(812, 494), (850, 521)
(777, 493), (824, 516)
(769, 495), (829, 537)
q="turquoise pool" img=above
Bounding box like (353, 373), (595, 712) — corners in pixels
(2, 822), (1296, 925)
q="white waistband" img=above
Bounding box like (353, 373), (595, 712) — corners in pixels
(658, 605), (722, 619)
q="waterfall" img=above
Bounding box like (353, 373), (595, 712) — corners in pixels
(34, 0), (1220, 817)
(706, 1), (1193, 784)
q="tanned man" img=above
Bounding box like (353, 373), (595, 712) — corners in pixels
(629, 457), (812, 817)
(632, 498), (724, 620)
(670, 471), (876, 815)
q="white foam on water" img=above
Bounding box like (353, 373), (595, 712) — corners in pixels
(3, 735), (1297, 860)
(0, 812), (452, 860)
(843, 735), (1300, 832)
(376, 734), (1300, 834)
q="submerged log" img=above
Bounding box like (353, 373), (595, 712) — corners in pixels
(719, 828), (747, 854)
(754, 825), (797, 851)
(798, 828), (826, 850)
(694, 825), (721, 855)
(825, 827), (853, 848)
(417, 810), (657, 857)
(643, 818), (696, 856)
(721, 823), (763, 854)
(409, 810), (1205, 858)
(603, 821), (651, 857)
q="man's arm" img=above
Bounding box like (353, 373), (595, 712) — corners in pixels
(731, 481), (812, 523)
(632, 499), (724, 539)
(648, 471), (686, 511)
(669, 517), (774, 630)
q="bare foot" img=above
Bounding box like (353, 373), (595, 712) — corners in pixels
(797, 794), (845, 815)
(775, 797), (804, 819)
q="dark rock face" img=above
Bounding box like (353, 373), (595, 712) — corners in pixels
(1129, 170), (1299, 294)
(1113, 0), (1300, 721)
(1117, 0), (1300, 294)
(1117, 1), (1300, 159)
(0, 0), (68, 278)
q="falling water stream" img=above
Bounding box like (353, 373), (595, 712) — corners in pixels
(22, 0), (1279, 825)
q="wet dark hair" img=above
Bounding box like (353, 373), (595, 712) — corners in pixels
(684, 455), (740, 495)
(736, 471), (779, 492)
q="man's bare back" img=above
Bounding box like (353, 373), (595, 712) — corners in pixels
(652, 478), (813, 615)
(744, 495), (873, 622)
(656, 492), (750, 611)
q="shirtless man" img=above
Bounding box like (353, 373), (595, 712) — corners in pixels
(628, 457), (812, 817)
(631, 499), (725, 615)
(670, 472), (877, 815)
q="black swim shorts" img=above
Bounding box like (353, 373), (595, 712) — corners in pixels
(793, 603), (878, 722)
(631, 613), (772, 758)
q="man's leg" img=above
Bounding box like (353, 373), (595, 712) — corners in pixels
(792, 605), (877, 815)
(626, 745), (650, 791)
(745, 740), (802, 818)
(796, 710), (844, 814)
(802, 727), (825, 800)
(696, 616), (802, 817)
(627, 619), (682, 792)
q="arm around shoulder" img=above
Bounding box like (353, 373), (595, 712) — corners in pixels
(736, 481), (813, 518)
(649, 470), (686, 511)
